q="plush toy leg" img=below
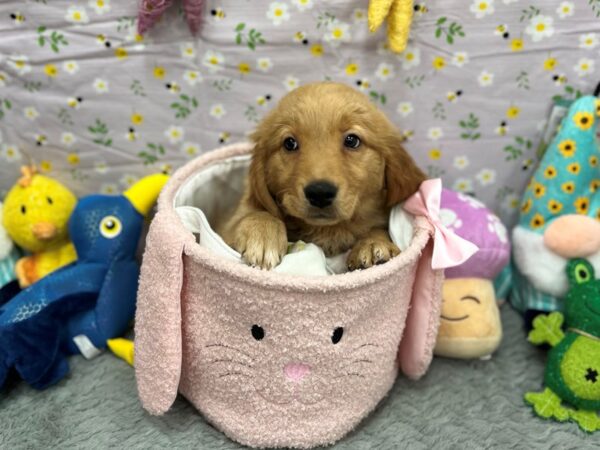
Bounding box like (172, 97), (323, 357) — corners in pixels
(107, 338), (134, 366)
(568, 409), (600, 433)
(525, 387), (570, 422)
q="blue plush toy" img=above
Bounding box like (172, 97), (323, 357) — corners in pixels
(0, 174), (167, 389)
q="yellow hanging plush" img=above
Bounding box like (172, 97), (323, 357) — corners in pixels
(2, 166), (77, 287)
(368, 0), (414, 53)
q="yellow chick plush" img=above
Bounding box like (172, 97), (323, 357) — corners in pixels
(2, 166), (77, 287)
(368, 0), (414, 53)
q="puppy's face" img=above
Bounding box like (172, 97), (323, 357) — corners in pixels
(249, 82), (424, 226)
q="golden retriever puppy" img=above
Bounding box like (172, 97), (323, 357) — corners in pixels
(219, 81), (426, 271)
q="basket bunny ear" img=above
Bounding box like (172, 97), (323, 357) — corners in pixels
(398, 179), (479, 378)
(135, 210), (190, 415)
(398, 240), (443, 379)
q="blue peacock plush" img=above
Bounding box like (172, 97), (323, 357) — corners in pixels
(0, 174), (167, 390)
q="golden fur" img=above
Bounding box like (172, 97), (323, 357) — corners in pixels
(219, 82), (426, 270)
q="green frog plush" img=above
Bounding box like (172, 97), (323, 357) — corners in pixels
(525, 258), (600, 432)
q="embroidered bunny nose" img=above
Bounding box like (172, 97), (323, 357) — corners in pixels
(284, 362), (311, 382)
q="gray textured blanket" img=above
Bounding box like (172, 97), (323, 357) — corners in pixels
(0, 306), (596, 449)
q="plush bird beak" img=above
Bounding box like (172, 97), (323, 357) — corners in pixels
(123, 173), (169, 217)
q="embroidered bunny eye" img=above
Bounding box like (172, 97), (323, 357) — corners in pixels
(331, 327), (344, 344)
(251, 324), (265, 341)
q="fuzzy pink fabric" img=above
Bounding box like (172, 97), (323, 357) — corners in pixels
(134, 143), (443, 449)
(137, 0), (203, 35)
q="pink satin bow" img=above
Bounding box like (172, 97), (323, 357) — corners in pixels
(404, 178), (479, 270)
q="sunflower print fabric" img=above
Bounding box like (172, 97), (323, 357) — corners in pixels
(518, 96), (600, 232)
(0, 1), (600, 227)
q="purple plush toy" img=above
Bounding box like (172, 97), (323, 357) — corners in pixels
(138, 0), (204, 35)
(435, 189), (511, 359)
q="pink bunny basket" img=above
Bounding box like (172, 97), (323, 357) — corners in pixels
(134, 143), (446, 449)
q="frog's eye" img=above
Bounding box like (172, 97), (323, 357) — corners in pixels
(99, 215), (122, 239)
(568, 259), (594, 285)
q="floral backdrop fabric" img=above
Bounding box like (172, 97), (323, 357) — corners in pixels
(1, 0), (599, 226)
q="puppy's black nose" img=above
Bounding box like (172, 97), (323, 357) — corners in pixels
(304, 181), (338, 208)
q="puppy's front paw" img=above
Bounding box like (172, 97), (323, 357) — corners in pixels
(233, 213), (288, 270)
(347, 234), (400, 271)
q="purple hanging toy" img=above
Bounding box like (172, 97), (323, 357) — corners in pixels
(138, 0), (204, 35)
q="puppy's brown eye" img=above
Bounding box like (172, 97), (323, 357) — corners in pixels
(344, 134), (361, 149)
(283, 137), (298, 152)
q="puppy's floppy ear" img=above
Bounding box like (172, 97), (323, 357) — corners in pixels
(248, 125), (282, 218)
(383, 129), (427, 206)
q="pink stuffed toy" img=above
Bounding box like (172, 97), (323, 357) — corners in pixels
(138, 0), (204, 35)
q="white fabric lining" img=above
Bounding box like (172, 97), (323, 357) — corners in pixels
(173, 156), (415, 276)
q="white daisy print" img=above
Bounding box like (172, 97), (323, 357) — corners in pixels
(1, 144), (22, 162)
(183, 70), (202, 86)
(0, 71), (10, 87)
(324, 21), (351, 46)
(100, 183), (119, 195)
(353, 8), (367, 23)
(65, 6), (90, 24)
(453, 178), (474, 193)
(397, 101), (414, 117)
(292, 0), (313, 11)
(257, 57), (273, 72)
(267, 2), (291, 26)
(476, 168), (496, 186)
(574, 58), (594, 77)
(525, 15), (554, 42)
(62, 60), (80, 75)
(23, 107), (39, 121)
(164, 125), (184, 144)
(427, 127), (444, 141)
(210, 104), (226, 119)
(478, 70), (494, 86)
(556, 1), (574, 19)
(89, 0), (110, 15)
(453, 155), (470, 170)
(93, 78), (109, 93)
(451, 51), (469, 67)
(94, 161), (109, 174)
(181, 142), (201, 157)
(61, 132), (77, 147)
(470, 0), (494, 19)
(120, 174), (139, 188)
(375, 62), (395, 81)
(7, 55), (31, 75)
(399, 46), (420, 69)
(202, 50), (225, 73)
(180, 42), (196, 59)
(283, 75), (300, 91)
(579, 33), (598, 49)
(502, 194), (520, 212)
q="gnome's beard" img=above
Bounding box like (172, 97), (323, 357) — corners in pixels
(512, 226), (600, 298)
